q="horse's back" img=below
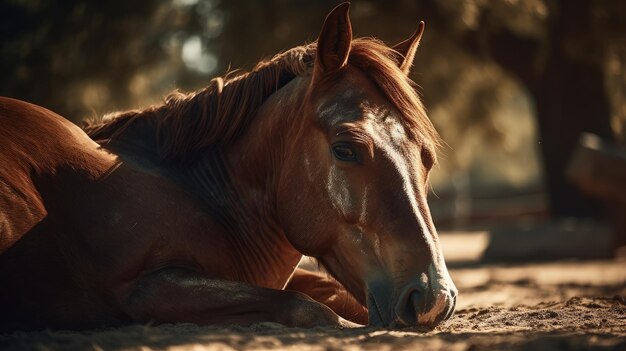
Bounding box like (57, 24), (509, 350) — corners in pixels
(0, 97), (112, 253)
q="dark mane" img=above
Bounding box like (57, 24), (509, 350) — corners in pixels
(85, 44), (314, 165)
(84, 38), (440, 166)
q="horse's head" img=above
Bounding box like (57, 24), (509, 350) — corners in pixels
(277, 3), (456, 328)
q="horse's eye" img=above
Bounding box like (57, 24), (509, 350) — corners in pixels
(332, 144), (358, 162)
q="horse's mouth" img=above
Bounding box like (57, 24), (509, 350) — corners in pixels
(367, 292), (387, 327)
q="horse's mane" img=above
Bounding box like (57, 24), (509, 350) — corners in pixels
(84, 38), (440, 166)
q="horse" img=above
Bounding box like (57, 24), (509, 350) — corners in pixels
(0, 3), (456, 331)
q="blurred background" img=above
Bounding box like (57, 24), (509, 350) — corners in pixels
(1, 0), (625, 262)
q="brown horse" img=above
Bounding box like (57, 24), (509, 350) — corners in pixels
(0, 3), (456, 331)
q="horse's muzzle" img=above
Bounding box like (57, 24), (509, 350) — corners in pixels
(366, 277), (457, 328)
(393, 283), (457, 328)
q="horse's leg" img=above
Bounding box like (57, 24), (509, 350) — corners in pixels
(119, 267), (356, 328)
(285, 268), (368, 325)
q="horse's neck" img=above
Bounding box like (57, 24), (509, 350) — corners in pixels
(189, 76), (310, 286)
(100, 77), (310, 287)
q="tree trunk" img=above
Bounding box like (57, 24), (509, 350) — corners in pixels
(478, 0), (615, 217)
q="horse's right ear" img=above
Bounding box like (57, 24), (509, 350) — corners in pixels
(313, 2), (352, 81)
(392, 21), (425, 75)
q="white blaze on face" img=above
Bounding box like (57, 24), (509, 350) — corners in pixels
(387, 117), (407, 145)
(363, 112), (440, 259)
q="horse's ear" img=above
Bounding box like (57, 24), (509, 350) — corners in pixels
(392, 21), (425, 75)
(313, 2), (352, 80)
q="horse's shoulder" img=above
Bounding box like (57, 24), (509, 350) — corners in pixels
(0, 97), (115, 253)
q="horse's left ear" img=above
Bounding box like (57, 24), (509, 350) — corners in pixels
(392, 21), (425, 75)
(313, 2), (352, 80)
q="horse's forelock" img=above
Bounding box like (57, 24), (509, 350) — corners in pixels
(346, 38), (442, 150)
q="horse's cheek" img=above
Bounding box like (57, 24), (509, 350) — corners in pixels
(277, 164), (335, 256)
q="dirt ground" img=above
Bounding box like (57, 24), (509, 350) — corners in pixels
(1, 259), (624, 351)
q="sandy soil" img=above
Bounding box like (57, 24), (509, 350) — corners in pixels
(1, 259), (624, 351)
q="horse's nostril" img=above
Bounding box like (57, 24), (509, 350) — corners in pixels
(396, 290), (423, 326)
(409, 290), (423, 320)
(395, 286), (456, 328)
